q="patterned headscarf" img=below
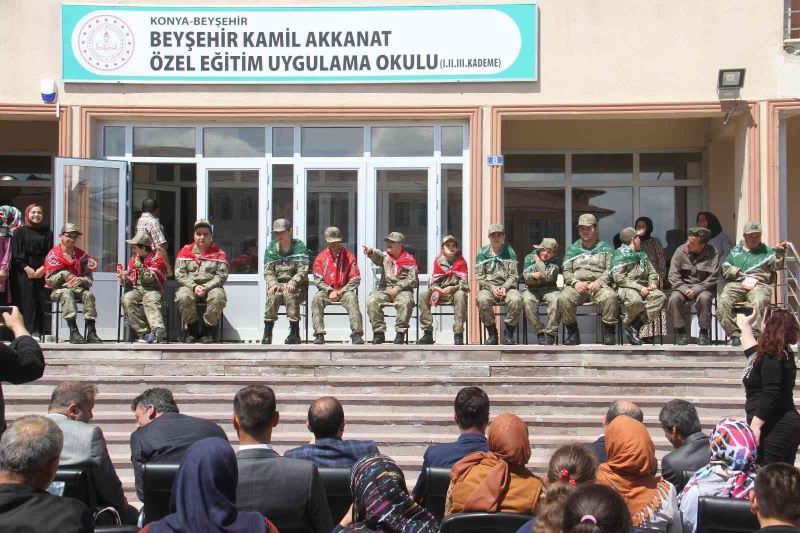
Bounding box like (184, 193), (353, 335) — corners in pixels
(679, 418), (757, 502)
(0, 205), (21, 236)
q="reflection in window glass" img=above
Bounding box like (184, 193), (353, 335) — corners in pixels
(504, 188), (566, 270)
(301, 127), (363, 157)
(203, 127), (264, 157)
(639, 186), (703, 259)
(441, 164), (463, 247)
(376, 169), (428, 273)
(572, 187), (633, 246)
(371, 127), (433, 157)
(104, 127), (125, 157)
(640, 153), (702, 181)
(271, 164), (293, 223)
(572, 154), (633, 181)
(208, 170), (259, 273)
(441, 126), (463, 156)
(272, 127), (294, 157)
(133, 127), (195, 157)
(0, 155), (53, 181)
(504, 154), (566, 183)
(307, 170), (358, 259)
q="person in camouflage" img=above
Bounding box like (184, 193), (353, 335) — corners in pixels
(610, 227), (666, 345)
(475, 223), (522, 345)
(262, 219), (309, 345)
(522, 238), (561, 345)
(117, 233), (167, 343)
(717, 221), (788, 345)
(364, 232), (418, 345)
(418, 235), (469, 346)
(558, 213), (618, 345)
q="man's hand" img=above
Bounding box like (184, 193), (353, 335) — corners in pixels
(648, 283), (658, 291)
(387, 286), (399, 299)
(329, 290), (341, 302)
(574, 281), (589, 294)
(685, 289), (695, 300)
(587, 281), (602, 293)
(286, 283), (296, 294)
(116, 269), (127, 284)
(362, 245), (372, 255)
(1, 306), (28, 338)
(531, 272), (544, 280)
(66, 276), (82, 289)
(640, 287), (650, 297)
(445, 286), (457, 295)
(268, 284), (279, 295)
(776, 240), (789, 250)
(194, 285), (207, 297)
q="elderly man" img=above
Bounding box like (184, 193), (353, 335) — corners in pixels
(668, 226), (720, 346)
(263, 219), (309, 345)
(174, 219), (228, 343)
(522, 238), (561, 345)
(418, 235), (469, 345)
(558, 214), (618, 345)
(117, 232), (168, 343)
(611, 227), (666, 345)
(475, 224), (522, 345)
(311, 227), (363, 345)
(717, 221), (788, 345)
(44, 223), (100, 344)
(363, 232), (418, 345)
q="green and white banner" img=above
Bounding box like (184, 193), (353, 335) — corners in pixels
(62, 3), (538, 83)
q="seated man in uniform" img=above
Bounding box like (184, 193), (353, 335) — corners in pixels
(117, 233), (168, 343)
(364, 232), (418, 345)
(44, 223), (101, 344)
(418, 235), (469, 346)
(310, 226), (363, 345)
(522, 238), (561, 345)
(558, 213), (618, 345)
(667, 226), (720, 346)
(475, 223), (522, 345)
(610, 227), (666, 345)
(262, 219), (309, 345)
(174, 219), (228, 343)
(718, 221), (788, 346)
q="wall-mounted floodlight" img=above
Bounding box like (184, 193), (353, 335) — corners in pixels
(717, 68), (745, 100)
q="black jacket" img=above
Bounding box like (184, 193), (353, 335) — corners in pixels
(0, 483), (93, 533)
(0, 336), (45, 436)
(661, 431), (710, 492)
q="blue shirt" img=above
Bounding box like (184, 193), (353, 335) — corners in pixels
(412, 432), (489, 497)
(283, 437), (379, 468)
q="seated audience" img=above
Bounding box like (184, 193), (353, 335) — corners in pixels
(749, 463), (800, 532)
(561, 483), (632, 533)
(129, 387), (227, 501)
(334, 454), (438, 532)
(140, 437), (278, 533)
(679, 418), (758, 533)
(0, 415), (93, 533)
(0, 306), (44, 436)
(46, 381), (138, 524)
(284, 396), (379, 467)
(659, 399), (710, 492)
(233, 385), (333, 533)
(596, 416), (681, 532)
(446, 412), (543, 515)
(587, 399), (643, 464)
(412, 386), (490, 501)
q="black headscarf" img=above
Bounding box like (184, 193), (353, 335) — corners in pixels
(634, 217), (654, 242)
(697, 211), (723, 239)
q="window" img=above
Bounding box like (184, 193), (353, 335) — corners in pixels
(208, 170), (260, 268)
(301, 127), (363, 157)
(371, 127), (433, 157)
(203, 127), (264, 157)
(133, 127), (195, 157)
(307, 169), (358, 258)
(271, 164), (293, 222)
(104, 126), (125, 157)
(441, 126), (464, 156)
(272, 127), (294, 157)
(504, 154), (566, 183)
(572, 153), (633, 181)
(640, 186), (703, 258)
(441, 164), (463, 246)
(504, 188), (565, 268)
(640, 152), (702, 181)
(573, 187), (633, 245)
(376, 169), (428, 273)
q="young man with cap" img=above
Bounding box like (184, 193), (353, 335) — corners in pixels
(522, 238), (561, 345)
(475, 223), (522, 345)
(558, 213), (618, 345)
(310, 227), (363, 345)
(418, 235), (469, 345)
(262, 218), (310, 344)
(363, 232), (418, 344)
(667, 226), (720, 345)
(135, 198), (172, 278)
(44, 223), (101, 344)
(717, 221), (788, 345)
(610, 227), (666, 345)
(174, 219), (228, 343)
(117, 232), (168, 343)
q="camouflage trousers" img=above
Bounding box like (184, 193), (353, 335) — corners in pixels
(668, 290), (714, 330)
(419, 288), (468, 334)
(51, 287), (96, 320)
(264, 287), (307, 322)
(558, 285), (619, 326)
(367, 288), (414, 333)
(522, 287), (560, 335)
(122, 288), (165, 335)
(175, 286), (226, 326)
(717, 282), (772, 336)
(617, 287), (666, 325)
(311, 290), (363, 336)
(476, 288), (523, 327)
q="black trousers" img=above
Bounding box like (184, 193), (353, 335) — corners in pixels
(11, 273), (50, 334)
(758, 410), (800, 466)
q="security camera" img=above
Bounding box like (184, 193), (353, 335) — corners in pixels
(40, 79), (57, 104)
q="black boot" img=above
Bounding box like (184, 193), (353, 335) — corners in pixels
(537, 333), (546, 345)
(454, 333), (464, 345)
(185, 319), (202, 343)
(418, 330), (434, 345)
(564, 322), (581, 345)
(698, 328), (711, 346)
(372, 332), (385, 344)
(314, 334), (325, 345)
(394, 332), (406, 344)
(624, 318), (643, 345)
(261, 321), (274, 345)
(675, 327), (689, 346)
(285, 321), (301, 344)
(67, 318), (86, 344)
(603, 323), (618, 345)
(200, 322), (215, 344)
(483, 325), (499, 345)
(85, 320), (102, 344)
(350, 332), (364, 345)
(544, 334), (556, 345)
(503, 324), (517, 345)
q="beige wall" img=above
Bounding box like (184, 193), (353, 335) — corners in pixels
(787, 115), (800, 246)
(0, 121), (58, 153)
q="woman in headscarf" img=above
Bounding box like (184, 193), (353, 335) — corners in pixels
(0, 205), (20, 305)
(678, 418), (757, 533)
(446, 412), (543, 515)
(635, 216), (668, 341)
(334, 454), (438, 533)
(10, 204), (52, 335)
(140, 437), (277, 533)
(596, 416), (681, 532)
(697, 211), (733, 264)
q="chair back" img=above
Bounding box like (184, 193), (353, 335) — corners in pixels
(142, 463), (181, 525)
(422, 466), (452, 520)
(318, 467), (353, 524)
(95, 527), (141, 533)
(439, 512), (536, 533)
(697, 496), (760, 533)
(54, 467), (97, 508)
(675, 469), (698, 493)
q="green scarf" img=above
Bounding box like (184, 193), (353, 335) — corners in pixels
(610, 244), (648, 272)
(476, 244), (517, 272)
(264, 238), (309, 265)
(523, 249), (560, 274)
(562, 240), (614, 267)
(723, 242), (775, 274)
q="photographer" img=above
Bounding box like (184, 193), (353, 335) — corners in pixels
(0, 306), (45, 436)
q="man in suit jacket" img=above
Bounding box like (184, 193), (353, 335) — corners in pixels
(587, 400), (645, 464)
(234, 385), (333, 533)
(659, 399), (710, 492)
(0, 306), (44, 438)
(750, 463), (800, 532)
(47, 381), (138, 524)
(129, 387), (227, 501)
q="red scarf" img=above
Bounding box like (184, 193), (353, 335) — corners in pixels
(312, 247), (360, 291)
(176, 243), (228, 265)
(127, 251), (167, 289)
(44, 244), (93, 287)
(431, 253), (468, 283)
(385, 248), (418, 276)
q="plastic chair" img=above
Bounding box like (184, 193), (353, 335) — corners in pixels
(439, 512), (536, 533)
(317, 467), (353, 524)
(696, 495), (760, 533)
(141, 463), (180, 525)
(420, 466), (451, 520)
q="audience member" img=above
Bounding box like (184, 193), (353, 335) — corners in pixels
(586, 400), (643, 464)
(140, 437), (278, 533)
(749, 463), (800, 532)
(447, 412), (543, 515)
(11, 204), (53, 336)
(0, 415), (92, 533)
(658, 399), (710, 492)
(233, 385), (333, 533)
(412, 386), (490, 501)
(334, 454), (438, 533)
(129, 387), (227, 500)
(284, 396), (379, 467)
(596, 416), (681, 532)
(46, 381), (138, 524)
(678, 417), (757, 533)
(0, 306), (44, 436)
(739, 308), (800, 465)
(561, 483), (632, 533)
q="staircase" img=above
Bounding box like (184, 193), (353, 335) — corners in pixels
(2, 343), (777, 504)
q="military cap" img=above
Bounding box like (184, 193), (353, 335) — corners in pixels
(384, 231), (405, 244)
(193, 218), (212, 232)
(537, 238), (559, 251)
(125, 232), (152, 247)
(324, 226), (342, 243)
(442, 235), (459, 245)
(488, 223), (505, 236)
(272, 218), (292, 232)
(619, 227), (643, 245)
(577, 213), (597, 227)
(687, 226), (711, 239)
(60, 223), (82, 235)
(743, 221), (763, 235)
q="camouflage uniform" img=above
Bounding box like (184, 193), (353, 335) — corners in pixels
(175, 245), (228, 327)
(121, 249), (166, 337)
(366, 245), (418, 334)
(558, 241), (618, 326)
(611, 246), (666, 326)
(522, 241), (560, 336)
(475, 245), (522, 327)
(264, 239), (309, 323)
(419, 253), (469, 335)
(47, 265), (96, 320)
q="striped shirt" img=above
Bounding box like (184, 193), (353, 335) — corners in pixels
(136, 212), (167, 248)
